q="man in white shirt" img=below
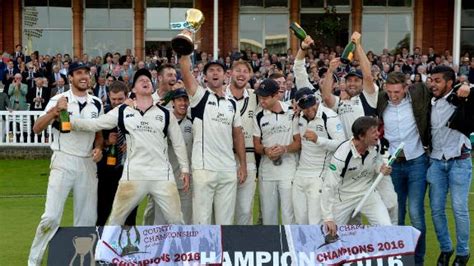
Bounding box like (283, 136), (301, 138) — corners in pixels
(71, 68), (189, 226)
(322, 116), (392, 236)
(179, 44), (247, 225)
(253, 78), (301, 225)
(226, 60), (258, 225)
(377, 71), (431, 265)
(293, 88), (345, 224)
(28, 62), (104, 266)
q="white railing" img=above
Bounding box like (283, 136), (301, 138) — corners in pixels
(0, 111), (53, 146)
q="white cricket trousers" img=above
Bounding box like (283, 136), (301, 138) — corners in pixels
(28, 151), (97, 266)
(143, 186), (193, 225)
(333, 191), (392, 226)
(192, 169), (237, 225)
(259, 179), (294, 225)
(234, 169), (257, 225)
(108, 180), (184, 225)
(292, 173), (323, 224)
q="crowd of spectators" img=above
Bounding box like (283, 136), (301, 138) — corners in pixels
(1, 43), (474, 113)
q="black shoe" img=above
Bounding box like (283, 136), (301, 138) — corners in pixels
(437, 250), (454, 266)
(452, 254), (470, 266)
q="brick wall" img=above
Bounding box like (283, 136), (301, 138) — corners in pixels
(421, 0), (454, 54)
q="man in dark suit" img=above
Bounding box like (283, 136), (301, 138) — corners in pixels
(27, 78), (51, 111)
(48, 65), (67, 89)
(22, 64), (42, 90)
(250, 53), (261, 73)
(27, 77), (51, 142)
(50, 77), (69, 97)
(13, 44), (25, 63)
(2, 61), (19, 89)
(94, 76), (109, 106)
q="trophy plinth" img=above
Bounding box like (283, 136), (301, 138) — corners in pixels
(171, 9), (205, 56)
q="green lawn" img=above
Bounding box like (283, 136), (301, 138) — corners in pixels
(0, 159), (473, 265)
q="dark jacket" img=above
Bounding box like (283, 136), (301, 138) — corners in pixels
(446, 85), (474, 138)
(377, 82), (432, 149)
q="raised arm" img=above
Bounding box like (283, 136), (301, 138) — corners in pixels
(294, 36), (316, 91)
(352, 32), (376, 94)
(178, 31), (199, 97)
(71, 106), (119, 132)
(321, 58), (340, 108)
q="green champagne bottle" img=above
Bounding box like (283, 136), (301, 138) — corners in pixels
(340, 41), (356, 64)
(289, 22), (307, 41)
(107, 145), (117, 166)
(59, 109), (71, 133)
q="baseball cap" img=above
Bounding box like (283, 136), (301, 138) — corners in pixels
(294, 87), (314, 102)
(345, 69), (363, 79)
(255, 79), (280, 97)
(296, 89), (318, 109)
(68, 62), (90, 76)
(132, 68), (152, 89)
(172, 88), (188, 99)
(203, 60), (226, 75)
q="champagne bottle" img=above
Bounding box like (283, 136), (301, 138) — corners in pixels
(289, 22), (307, 41)
(59, 109), (71, 133)
(107, 145), (117, 166)
(340, 41), (356, 64)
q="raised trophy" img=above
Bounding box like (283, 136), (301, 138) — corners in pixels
(171, 9), (205, 56)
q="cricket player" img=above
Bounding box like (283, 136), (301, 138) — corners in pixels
(322, 116), (392, 236)
(28, 62), (104, 266)
(71, 68), (190, 225)
(149, 88), (194, 225)
(179, 43), (247, 225)
(323, 32), (398, 224)
(253, 78), (301, 225)
(226, 60), (259, 225)
(293, 88), (345, 224)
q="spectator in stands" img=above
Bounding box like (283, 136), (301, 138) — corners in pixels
(8, 74), (28, 111)
(49, 65), (67, 89)
(3, 61), (18, 89)
(50, 77), (69, 97)
(28, 77), (50, 112)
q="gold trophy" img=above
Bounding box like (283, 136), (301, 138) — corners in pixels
(171, 9), (205, 56)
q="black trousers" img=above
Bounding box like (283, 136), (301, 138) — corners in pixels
(96, 165), (138, 226)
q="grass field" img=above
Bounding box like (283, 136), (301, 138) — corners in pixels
(0, 159), (473, 265)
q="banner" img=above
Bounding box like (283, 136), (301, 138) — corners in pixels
(285, 225), (420, 265)
(95, 225), (222, 265)
(48, 226), (417, 265)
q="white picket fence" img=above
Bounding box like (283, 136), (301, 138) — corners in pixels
(0, 111), (52, 146)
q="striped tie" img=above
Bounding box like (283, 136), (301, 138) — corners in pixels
(116, 127), (126, 167)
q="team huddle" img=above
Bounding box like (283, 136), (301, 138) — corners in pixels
(27, 32), (473, 266)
